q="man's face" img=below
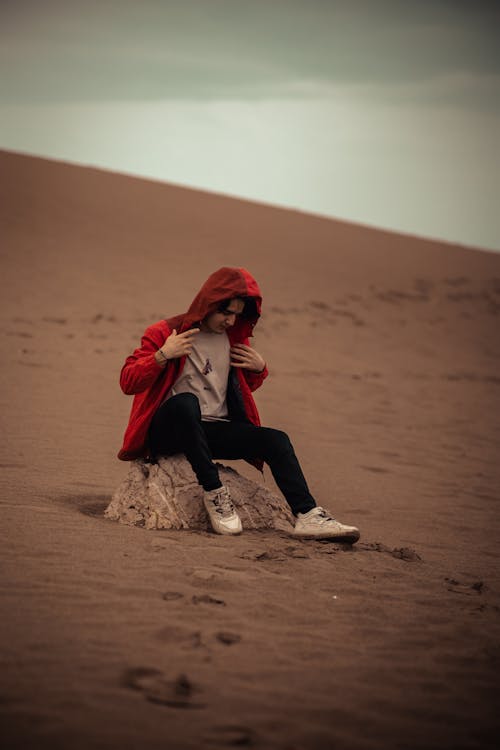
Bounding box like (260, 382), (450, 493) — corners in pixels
(201, 298), (245, 334)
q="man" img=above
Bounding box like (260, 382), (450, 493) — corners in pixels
(118, 267), (359, 542)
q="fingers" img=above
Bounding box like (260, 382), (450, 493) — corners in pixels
(231, 349), (266, 373)
(230, 356), (253, 369)
(167, 327), (199, 346)
(179, 328), (200, 338)
(178, 328), (199, 355)
(170, 328), (200, 338)
(230, 346), (251, 359)
(230, 354), (252, 367)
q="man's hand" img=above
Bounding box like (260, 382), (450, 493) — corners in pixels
(230, 343), (266, 373)
(155, 328), (199, 365)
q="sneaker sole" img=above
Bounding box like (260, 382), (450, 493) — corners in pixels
(203, 513), (243, 536)
(292, 529), (360, 544)
(210, 524), (243, 536)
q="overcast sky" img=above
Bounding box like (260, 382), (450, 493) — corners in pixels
(1, 0), (499, 250)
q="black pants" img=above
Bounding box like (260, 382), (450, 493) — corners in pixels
(148, 393), (316, 516)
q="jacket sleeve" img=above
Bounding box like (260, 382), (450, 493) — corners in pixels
(119, 325), (168, 395)
(241, 337), (269, 392)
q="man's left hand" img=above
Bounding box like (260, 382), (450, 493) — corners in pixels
(230, 343), (266, 373)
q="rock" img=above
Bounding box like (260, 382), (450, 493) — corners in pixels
(105, 455), (294, 532)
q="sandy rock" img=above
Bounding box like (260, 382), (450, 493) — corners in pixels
(105, 455), (294, 532)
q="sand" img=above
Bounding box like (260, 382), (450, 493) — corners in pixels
(1, 149), (499, 750)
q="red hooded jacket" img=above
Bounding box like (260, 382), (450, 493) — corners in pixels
(118, 267), (268, 461)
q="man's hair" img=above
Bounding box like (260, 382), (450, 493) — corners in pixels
(217, 297), (257, 319)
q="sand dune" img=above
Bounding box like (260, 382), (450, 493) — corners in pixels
(1, 150), (499, 749)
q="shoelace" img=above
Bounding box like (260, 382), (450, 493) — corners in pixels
(315, 508), (336, 523)
(211, 490), (235, 517)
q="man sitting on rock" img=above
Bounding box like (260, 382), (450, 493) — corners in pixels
(118, 266), (359, 542)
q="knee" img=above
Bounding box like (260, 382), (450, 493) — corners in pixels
(263, 428), (293, 455)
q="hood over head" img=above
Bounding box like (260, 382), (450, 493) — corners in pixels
(167, 267), (263, 339)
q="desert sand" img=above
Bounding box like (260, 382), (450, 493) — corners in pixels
(1, 150), (499, 749)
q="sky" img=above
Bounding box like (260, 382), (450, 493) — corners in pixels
(1, 0), (499, 251)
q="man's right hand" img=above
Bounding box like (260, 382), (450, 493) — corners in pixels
(155, 328), (199, 365)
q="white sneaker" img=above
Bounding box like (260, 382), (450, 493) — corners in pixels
(293, 506), (360, 543)
(203, 485), (242, 535)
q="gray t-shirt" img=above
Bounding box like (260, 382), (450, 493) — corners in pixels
(168, 331), (230, 421)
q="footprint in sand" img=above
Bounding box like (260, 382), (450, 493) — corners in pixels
(122, 667), (204, 708)
(156, 625), (204, 649)
(333, 310), (366, 326)
(192, 594), (226, 606)
(162, 591), (184, 601)
(187, 567), (258, 590)
(375, 289), (429, 304)
(91, 313), (117, 323)
(252, 547), (311, 561)
(215, 632), (241, 645)
(17, 360), (50, 368)
(5, 330), (33, 338)
(239, 550), (286, 562)
(282, 546), (310, 559)
(204, 724), (256, 746)
(392, 547), (422, 562)
(360, 542), (422, 562)
(308, 300), (331, 311)
(42, 316), (67, 324)
(445, 577), (485, 595)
